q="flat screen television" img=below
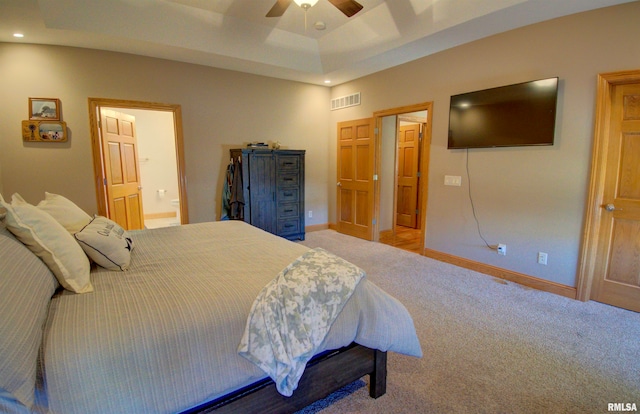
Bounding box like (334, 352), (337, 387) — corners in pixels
(447, 77), (559, 149)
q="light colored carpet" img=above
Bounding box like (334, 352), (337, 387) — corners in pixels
(296, 230), (640, 414)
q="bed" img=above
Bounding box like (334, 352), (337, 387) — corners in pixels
(0, 193), (422, 414)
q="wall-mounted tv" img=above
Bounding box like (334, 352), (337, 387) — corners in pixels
(447, 77), (559, 149)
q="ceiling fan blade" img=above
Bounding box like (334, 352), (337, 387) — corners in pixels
(266, 0), (292, 17)
(328, 0), (364, 17)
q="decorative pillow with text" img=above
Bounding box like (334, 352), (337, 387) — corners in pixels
(75, 216), (133, 271)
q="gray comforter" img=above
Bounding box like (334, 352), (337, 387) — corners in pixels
(39, 221), (421, 413)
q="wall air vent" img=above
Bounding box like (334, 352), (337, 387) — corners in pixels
(331, 92), (361, 111)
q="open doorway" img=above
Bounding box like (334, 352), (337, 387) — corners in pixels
(88, 98), (188, 229)
(374, 103), (432, 254)
(105, 108), (180, 229)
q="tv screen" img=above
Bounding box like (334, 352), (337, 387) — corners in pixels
(447, 77), (559, 149)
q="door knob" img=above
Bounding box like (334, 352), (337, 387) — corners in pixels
(604, 203), (618, 212)
(337, 182), (342, 186)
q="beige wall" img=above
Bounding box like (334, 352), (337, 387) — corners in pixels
(0, 44), (331, 225)
(379, 115), (397, 232)
(328, 2), (640, 287)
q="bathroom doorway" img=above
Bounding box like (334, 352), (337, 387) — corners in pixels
(88, 98), (188, 229)
(108, 108), (180, 229)
(374, 103), (432, 255)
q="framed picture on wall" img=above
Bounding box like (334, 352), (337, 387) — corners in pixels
(29, 98), (60, 120)
(22, 120), (67, 142)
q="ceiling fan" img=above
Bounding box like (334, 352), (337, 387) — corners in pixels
(266, 0), (364, 18)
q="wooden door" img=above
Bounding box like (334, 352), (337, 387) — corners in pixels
(396, 123), (420, 228)
(248, 151), (277, 234)
(100, 109), (144, 230)
(589, 83), (640, 311)
(337, 118), (376, 240)
(580, 72), (640, 313)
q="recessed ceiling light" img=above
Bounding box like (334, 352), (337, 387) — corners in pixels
(324, 80), (331, 84)
(13, 33), (24, 38)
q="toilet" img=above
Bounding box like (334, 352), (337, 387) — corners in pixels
(170, 199), (181, 225)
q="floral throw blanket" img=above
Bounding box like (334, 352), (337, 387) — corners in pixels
(238, 247), (365, 396)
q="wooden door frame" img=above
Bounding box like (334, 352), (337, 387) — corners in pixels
(373, 102), (433, 252)
(577, 69), (640, 301)
(88, 98), (189, 224)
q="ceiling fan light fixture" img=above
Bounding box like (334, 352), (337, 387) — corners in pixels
(267, 0), (362, 18)
(294, 0), (319, 10)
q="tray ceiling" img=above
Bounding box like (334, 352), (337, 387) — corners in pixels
(1, 0), (635, 86)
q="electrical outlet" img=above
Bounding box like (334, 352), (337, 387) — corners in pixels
(308, 210), (313, 218)
(538, 252), (548, 265)
(444, 175), (462, 186)
(497, 244), (507, 255)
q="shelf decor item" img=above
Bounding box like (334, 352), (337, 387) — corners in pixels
(22, 120), (68, 142)
(29, 98), (60, 120)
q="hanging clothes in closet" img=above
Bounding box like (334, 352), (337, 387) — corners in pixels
(229, 156), (244, 220)
(221, 157), (244, 220)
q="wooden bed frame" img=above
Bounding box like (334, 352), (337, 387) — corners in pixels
(183, 343), (387, 414)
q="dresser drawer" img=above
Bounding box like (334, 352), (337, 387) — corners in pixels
(278, 188), (299, 203)
(278, 219), (300, 235)
(278, 203), (299, 219)
(278, 173), (299, 187)
(278, 156), (300, 171)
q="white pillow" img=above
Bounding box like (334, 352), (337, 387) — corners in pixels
(0, 193), (93, 293)
(75, 216), (133, 271)
(37, 192), (92, 234)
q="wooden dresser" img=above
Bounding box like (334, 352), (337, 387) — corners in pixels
(230, 148), (305, 240)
